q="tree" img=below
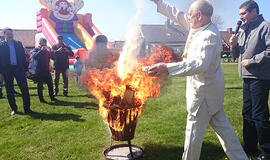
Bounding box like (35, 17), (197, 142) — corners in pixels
(212, 15), (224, 29)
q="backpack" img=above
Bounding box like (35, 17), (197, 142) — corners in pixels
(28, 48), (39, 82)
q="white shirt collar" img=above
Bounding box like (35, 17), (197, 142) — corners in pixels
(190, 22), (212, 33)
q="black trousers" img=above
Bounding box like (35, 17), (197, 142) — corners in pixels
(0, 82), (3, 97)
(3, 66), (30, 112)
(54, 69), (68, 95)
(37, 72), (54, 101)
(242, 78), (270, 157)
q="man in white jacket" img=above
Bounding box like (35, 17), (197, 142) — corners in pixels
(148, 0), (248, 160)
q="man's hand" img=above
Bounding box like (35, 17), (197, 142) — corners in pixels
(240, 59), (250, 67)
(25, 72), (30, 78)
(0, 74), (4, 83)
(41, 46), (48, 51)
(229, 33), (240, 47)
(150, 0), (158, 4)
(147, 63), (169, 77)
(62, 47), (69, 52)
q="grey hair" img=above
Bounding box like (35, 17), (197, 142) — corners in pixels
(193, 0), (213, 17)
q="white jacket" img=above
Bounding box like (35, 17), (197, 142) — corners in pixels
(157, 0), (224, 116)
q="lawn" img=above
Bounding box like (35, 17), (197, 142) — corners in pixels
(0, 63), (246, 160)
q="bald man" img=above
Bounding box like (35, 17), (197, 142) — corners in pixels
(149, 0), (248, 159)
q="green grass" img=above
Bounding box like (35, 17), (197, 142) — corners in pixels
(0, 64), (249, 160)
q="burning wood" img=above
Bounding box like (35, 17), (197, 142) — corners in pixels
(122, 86), (135, 106)
(107, 107), (140, 141)
(82, 45), (180, 141)
(102, 85), (136, 108)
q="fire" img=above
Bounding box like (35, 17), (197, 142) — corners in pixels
(83, 45), (180, 133)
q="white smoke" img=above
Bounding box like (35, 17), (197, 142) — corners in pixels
(117, 0), (230, 80)
(117, 0), (145, 80)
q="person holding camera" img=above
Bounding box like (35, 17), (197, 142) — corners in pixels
(51, 35), (74, 97)
(29, 38), (56, 102)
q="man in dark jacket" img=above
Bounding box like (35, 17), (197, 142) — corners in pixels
(0, 28), (32, 115)
(51, 35), (74, 97)
(29, 38), (56, 102)
(230, 1), (270, 160)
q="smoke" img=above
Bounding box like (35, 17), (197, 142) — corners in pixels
(135, 0), (144, 15)
(116, 0), (230, 80)
(117, 0), (145, 80)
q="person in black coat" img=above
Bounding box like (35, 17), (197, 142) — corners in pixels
(0, 28), (32, 115)
(29, 38), (56, 102)
(51, 35), (74, 97)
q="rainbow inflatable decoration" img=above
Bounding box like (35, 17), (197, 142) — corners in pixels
(36, 0), (103, 70)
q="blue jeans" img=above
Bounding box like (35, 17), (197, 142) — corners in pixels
(242, 78), (270, 157)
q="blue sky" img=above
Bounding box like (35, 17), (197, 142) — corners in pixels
(0, 0), (269, 41)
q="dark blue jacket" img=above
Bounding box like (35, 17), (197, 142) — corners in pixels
(0, 40), (28, 74)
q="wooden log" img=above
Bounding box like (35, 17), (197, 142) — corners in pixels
(122, 85), (135, 106)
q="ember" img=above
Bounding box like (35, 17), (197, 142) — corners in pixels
(82, 45), (180, 141)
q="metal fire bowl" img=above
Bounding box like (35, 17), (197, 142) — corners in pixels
(104, 144), (143, 160)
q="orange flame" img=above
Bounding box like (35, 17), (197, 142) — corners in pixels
(82, 45), (180, 132)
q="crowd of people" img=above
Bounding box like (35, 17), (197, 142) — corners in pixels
(0, 0), (269, 159)
(0, 30), (118, 110)
(0, 30), (83, 112)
